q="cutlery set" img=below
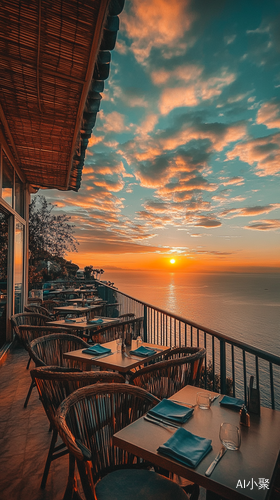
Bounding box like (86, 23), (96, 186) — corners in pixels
(144, 393), (226, 474)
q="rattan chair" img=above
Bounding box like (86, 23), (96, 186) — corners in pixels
(27, 297), (43, 305)
(31, 367), (125, 493)
(24, 304), (52, 316)
(86, 316), (144, 344)
(55, 383), (189, 500)
(129, 347), (206, 399)
(18, 325), (70, 370)
(11, 312), (51, 340)
(11, 312), (58, 373)
(24, 334), (89, 408)
(42, 299), (60, 312)
(118, 312), (136, 320)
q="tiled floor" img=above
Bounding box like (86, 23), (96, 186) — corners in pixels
(0, 345), (84, 500)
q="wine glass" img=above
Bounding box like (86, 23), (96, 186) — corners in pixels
(219, 423), (241, 450)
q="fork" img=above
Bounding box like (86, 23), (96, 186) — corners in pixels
(144, 415), (178, 431)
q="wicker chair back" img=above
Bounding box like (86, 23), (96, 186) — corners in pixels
(31, 367), (125, 427)
(56, 383), (159, 482)
(28, 333), (89, 369)
(11, 312), (51, 337)
(88, 316), (144, 344)
(18, 325), (69, 350)
(24, 305), (51, 316)
(42, 300), (60, 312)
(130, 347), (206, 399)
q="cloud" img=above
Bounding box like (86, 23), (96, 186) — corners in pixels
(121, 0), (194, 63)
(244, 219), (280, 230)
(220, 176), (245, 186)
(98, 110), (129, 132)
(158, 69), (236, 115)
(136, 114), (159, 136)
(194, 216), (222, 227)
(221, 204), (280, 218)
(256, 100), (280, 129)
(158, 119), (247, 153)
(227, 132), (280, 176)
(224, 34), (236, 45)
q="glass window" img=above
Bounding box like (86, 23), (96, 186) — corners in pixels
(0, 209), (9, 346)
(14, 221), (24, 314)
(15, 172), (24, 217)
(2, 155), (13, 207)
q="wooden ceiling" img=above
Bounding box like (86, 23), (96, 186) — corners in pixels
(0, 0), (124, 191)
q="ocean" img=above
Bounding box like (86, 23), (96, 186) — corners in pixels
(105, 270), (280, 357)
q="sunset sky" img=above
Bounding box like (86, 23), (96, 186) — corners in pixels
(42, 0), (280, 272)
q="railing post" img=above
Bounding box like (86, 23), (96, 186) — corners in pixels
(220, 339), (226, 395)
(143, 305), (147, 342)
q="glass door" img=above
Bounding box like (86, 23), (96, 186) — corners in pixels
(14, 220), (24, 314)
(0, 209), (9, 347)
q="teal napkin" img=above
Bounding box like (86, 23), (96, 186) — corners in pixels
(65, 319), (76, 323)
(130, 345), (157, 357)
(148, 399), (194, 424)
(87, 319), (103, 325)
(219, 395), (244, 410)
(82, 344), (111, 356)
(158, 428), (212, 468)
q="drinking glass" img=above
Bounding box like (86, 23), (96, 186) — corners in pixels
(219, 423), (241, 450)
(116, 338), (122, 353)
(196, 392), (211, 409)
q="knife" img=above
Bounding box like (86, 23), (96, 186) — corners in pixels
(205, 446), (227, 476)
(91, 351), (115, 360)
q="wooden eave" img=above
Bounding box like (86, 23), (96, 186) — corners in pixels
(0, 0), (124, 192)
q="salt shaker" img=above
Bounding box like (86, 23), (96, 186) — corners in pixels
(137, 335), (142, 348)
(239, 404), (250, 427)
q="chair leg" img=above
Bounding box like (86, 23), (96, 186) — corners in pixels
(26, 356), (31, 369)
(24, 380), (35, 408)
(63, 454), (83, 500)
(41, 429), (58, 489)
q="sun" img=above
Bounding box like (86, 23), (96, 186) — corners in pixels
(170, 258), (176, 264)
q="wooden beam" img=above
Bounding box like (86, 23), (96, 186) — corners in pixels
(66, 0), (110, 189)
(0, 104), (20, 164)
(0, 128), (26, 184)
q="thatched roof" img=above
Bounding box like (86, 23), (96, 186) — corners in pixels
(0, 0), (124, 191)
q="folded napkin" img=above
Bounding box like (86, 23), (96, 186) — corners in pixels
(129, 345), (157, 357)
(87, 319), (103, 325)
(148, 399), (194, 424)
(219, 395), (244, 410)
(82, 344), (111, 356)
(158, 428), (212, 468)
(65, 319), (76, 323)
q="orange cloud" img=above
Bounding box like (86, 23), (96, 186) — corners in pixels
(244, 219), (280, 230)
(121, 0), (194, 63)
(227, 132), (280, 176)
(158, 69), (236, 115)
(98, 110), (129, 132)
(256, 100), (280, 129)
(221, 204), (280, 218)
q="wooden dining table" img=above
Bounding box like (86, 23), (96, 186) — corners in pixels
(113, 385), (280, 500)
(63, 339), (170, 373)
(46, 315), (119, 332)
(53, 303), (103, 318)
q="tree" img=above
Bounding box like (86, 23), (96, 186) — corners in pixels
(29, 195), (78, 264)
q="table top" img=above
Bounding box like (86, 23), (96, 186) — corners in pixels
(53, 304), (102, 313)
(66, 298), (103, 305)
(46, 316), (119, 331)
(113, 385), (280, 500)
(63, 340), (170, 373)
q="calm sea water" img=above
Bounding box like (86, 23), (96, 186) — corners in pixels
(105, 271), (280, 356)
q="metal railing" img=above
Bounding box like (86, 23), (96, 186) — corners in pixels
(96, 280), (280, 410)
